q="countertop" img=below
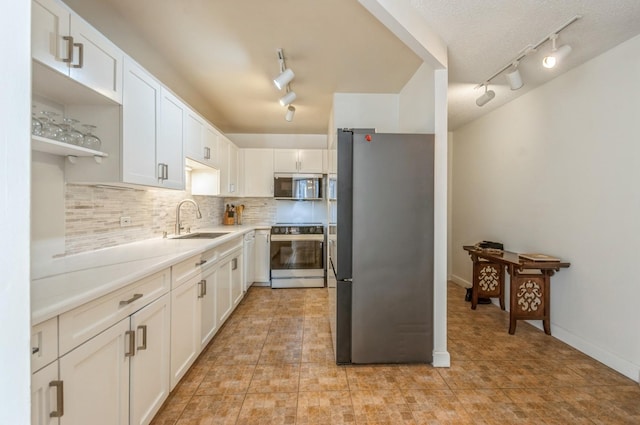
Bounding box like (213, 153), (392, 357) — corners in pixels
(31, 225), (271, 325)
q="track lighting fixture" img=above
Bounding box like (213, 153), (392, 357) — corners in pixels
(476, 85), (496, 107)
(274, 48), (298, 120)
(505, 62), (523, 90)
(279, 91), (297, 106)
(285, 105), (295, 122)
(473, 15), (580, 107)
(542, 34), (572, 68)
(274, 68), (295, 90)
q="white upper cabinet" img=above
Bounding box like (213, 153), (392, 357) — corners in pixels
(122, 58), (184, 189)
(203, 124), (220, 168)
(243, 149), (275, 197)
(158, 88), (185, 189)
(184, 109), (219, 169)
(32, 0), (123, 104)
(218, 136), (239, 196)
(274, 149), (325, 173)
(122, 58), (161, 187)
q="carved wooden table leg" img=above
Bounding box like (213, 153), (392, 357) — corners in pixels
(472, 259), (505, 310)
(510, 270), (552, 335)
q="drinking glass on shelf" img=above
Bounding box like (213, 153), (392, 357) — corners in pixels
(39, 111), (63, 141)
(31, 105), (43, 136)
(81, 124), (101, 151)
(59, 118), (84, 146)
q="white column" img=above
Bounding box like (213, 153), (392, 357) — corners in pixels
(432, 69), (450, 367)
(0, 0), (32, 423)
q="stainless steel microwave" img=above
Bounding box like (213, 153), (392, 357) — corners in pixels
(274, 174), (323, 200)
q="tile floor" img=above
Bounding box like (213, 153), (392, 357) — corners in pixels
(150, 282), (640, 425)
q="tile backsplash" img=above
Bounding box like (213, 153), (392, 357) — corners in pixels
(222, 197), (277, 225)
(64, 184), (224, 255)
(61, 183), (332, 256)
(63, 184), (279, 255)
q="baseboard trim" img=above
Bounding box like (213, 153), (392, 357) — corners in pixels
(545, 323), (640, 383)
(450, 274), (471, 288)
(432, 350), (451, 367)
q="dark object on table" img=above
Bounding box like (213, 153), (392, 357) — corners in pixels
(478, 240), (504, 250)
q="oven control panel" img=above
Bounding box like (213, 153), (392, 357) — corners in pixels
(271, 225), (324, 235)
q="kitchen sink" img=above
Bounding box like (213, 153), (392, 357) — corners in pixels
(172, 232), (230, 239)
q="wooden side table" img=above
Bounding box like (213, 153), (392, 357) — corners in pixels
(463, 246), (570, 335)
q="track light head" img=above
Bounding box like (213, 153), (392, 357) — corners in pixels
(543, 34), (572, 68)
(279, 91), (297, 106)
(476, 85), (495, 107)
(285, 105), (295, 122)
(273, 68), (295, 90)
(505, 63), (523, 90)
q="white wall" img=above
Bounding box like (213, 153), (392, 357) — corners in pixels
(0, 0), (31, 423)
(333, 93), (399, 132)
(399, 63), (435, 133)
(227, 133), (327, 149)
(451, 34), (640, 381)
(32, 152), (66, 261)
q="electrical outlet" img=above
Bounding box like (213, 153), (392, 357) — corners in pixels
(120, 216), (132, 227)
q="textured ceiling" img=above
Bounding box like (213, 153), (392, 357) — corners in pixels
(411, 0), (640, 128)
(65, 0), (640, 133)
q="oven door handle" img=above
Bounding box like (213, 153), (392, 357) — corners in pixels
(270, 234), (324, 242)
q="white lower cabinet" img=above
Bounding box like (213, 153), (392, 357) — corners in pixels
(231, 253), (244, 307)
(31, 361), (61, 425)
(32, 271), (170, 425)
(56, 293), (170, 425)
(255, 230), (271, 283)
(59, 318), (130, 425)
(199, 264), (218, 350)
(243, 231), (256, 291)
(34, 235), (252, 424)
(129, 294), (171, 425)
(170, 276), (201, 390)
(216, 256), (232, 325)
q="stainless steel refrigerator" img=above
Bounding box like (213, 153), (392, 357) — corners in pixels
(327, 129), (434, 364)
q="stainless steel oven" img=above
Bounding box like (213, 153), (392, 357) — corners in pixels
(270, 224), (325, 288)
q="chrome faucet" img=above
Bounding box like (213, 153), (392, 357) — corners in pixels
(175, 199), (202, 235)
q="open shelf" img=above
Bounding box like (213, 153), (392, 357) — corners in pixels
(31, 135), (108, 160)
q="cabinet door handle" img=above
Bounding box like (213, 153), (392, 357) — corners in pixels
(232, 258), (238, 270)
(198, 279), (207, 298)
(157, 163), (168, 180)
(119, 293), (143, 306)
(195, 259), (207, 266)
(72, 42), (83, 69)
(32, 347), (40, 355)
(49, 380), (64, 418)
(204, 146), (211, 160)
(125, 330), (135, 357)
(62, 36), (74, 63)
(137, 325), (147, 351)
